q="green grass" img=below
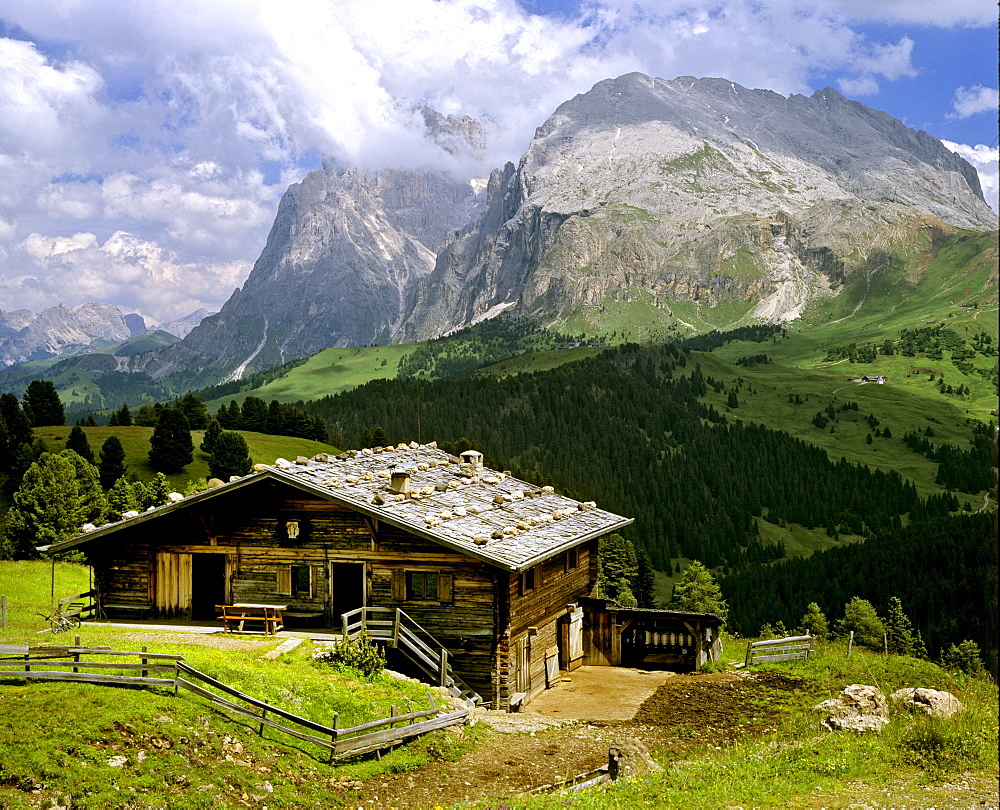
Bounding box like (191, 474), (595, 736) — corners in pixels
(517, 644), (998, 809)
(204, 344), (420, 409)
(0, 561), (483, 808)
(29, 426), (338, 491)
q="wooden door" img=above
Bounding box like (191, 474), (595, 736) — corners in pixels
(155, 552), (192, 618)
(514, 634), (531, 695)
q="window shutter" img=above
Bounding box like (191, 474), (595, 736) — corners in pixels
(392, 570), (406, 601)
(308, 566), (317, 598)
(276, 567), (291, 596)
(438, 572), (454, 603)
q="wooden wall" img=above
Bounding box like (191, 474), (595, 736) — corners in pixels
(499, 541), (597, 708)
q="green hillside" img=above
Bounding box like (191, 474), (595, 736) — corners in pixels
(29, 426), (337, 491)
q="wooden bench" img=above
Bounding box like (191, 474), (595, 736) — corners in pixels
(216, 604), (286, 635)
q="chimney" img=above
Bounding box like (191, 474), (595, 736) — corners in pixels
(459, 450), (484, 475)
(390, 470), (411, 494)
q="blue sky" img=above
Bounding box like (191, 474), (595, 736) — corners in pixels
(0, 0), (995, 323)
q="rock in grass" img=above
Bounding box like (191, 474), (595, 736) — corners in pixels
(813, 684), (889, 733)
(889, 687), (963, 719)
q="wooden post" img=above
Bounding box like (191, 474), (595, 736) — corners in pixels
(393, 608), (401, 649)
(439, 648), (448, 687)
(608, 746), (621, 781)
(74, 634), (81, 647)
(73, 648), (80, 674)
(259, 708), (267, 738)
(847, 630), (854, 659)
(883, 632), (888, 655)
(328, 714), (339, 764)
(341, 613), (349, 640)
(744, 640), (753, 667)
(141, 645), (148, 679)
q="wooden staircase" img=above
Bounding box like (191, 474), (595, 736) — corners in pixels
(340, 607), (483, 706)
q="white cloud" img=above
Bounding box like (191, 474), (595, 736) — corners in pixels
(948, 85), (999, 120)
(0, 1), (994, 320)
(942, 141), (999, 214)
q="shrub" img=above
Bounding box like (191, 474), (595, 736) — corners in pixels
(313, 632), (386, 678)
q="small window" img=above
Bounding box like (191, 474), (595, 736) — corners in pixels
(520, 567), (535, 595)
(292, 565), (313, 597)
(565, 546), (579, 572)
(406, 571), (438, 600)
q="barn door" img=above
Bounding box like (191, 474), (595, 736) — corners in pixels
(155, 552), (192, 619)
(560, 605), (584, 671)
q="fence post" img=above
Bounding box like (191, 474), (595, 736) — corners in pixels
(1, 595), (6, 630)
(393, 608), (401, 649)
(328, 713), (339, 764)
(259, 708), (267, 738)
(439, 648), (448, 687)
(341, 613), (349, 639)
(744, 640), (753, 667)
(141, 645), (148, 679)
(883, 632), (888, 655)
(847, 630), (854, 659)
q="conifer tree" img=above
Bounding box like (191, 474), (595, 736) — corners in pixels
(200, 419), (223, 455)
(61, 450), (107, 526)
(107, 476), (143, 521)
(208, 431), (253, 480)
(836, 597), (885, 650)
(635, 548), (657, 608)
(23, 380), (64, 426)
(669, 560), (728, 624)
(884, 596), (917, 656)
(98, 436), (128, 489)
(799, 602), (830, 639)
(148, 406), (193, 472)
(66, 425), (94, 463)
(116, 403), (133, 427)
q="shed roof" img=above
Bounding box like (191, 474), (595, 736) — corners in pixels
(42, 443), (633, 572)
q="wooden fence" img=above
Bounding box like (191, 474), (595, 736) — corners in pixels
(0, 644), (469, 761)
(745, 634), (813, 665)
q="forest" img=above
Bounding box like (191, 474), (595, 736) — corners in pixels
(298, 343), (988, 572)
(721, 512), (998, 665)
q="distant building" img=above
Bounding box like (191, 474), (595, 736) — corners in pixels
(860, 375), (887, 384)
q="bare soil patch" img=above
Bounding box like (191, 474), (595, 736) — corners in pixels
(353, 670), (801, 808)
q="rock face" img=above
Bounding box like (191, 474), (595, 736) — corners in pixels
(151, 73), (994, 380)
(400, 73), (994, 340)
(890, 687), (963, 719)
(156, 309), (213, 339)
(157, 112), (490, 382)
(814, 684), (890, 732)
(0, 303), (133, 367)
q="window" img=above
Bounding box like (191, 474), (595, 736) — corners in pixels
(277, 565), (314, 597)
(564, 546), (579, 572)
(393, 570), (453, 603)
(406, 571), (438, 600)
(292, 565), (313, 596)
(520, 567), (535, 595)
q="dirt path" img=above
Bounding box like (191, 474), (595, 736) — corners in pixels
(351, 671), (799, 808)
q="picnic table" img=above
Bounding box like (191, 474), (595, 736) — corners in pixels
(216, 603), (286, 635)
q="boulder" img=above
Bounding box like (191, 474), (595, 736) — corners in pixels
(608, 738), (664, 779)
(889, 688), (963, 719)
(813, 684), (889, 732)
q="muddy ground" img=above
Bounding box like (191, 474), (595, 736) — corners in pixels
(352, 670), (802, 807)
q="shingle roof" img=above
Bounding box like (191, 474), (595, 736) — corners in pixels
(269, 444), (632, 570)
(43, 443), (633, 572)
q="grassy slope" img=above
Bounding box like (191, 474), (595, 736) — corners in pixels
(0, 561), (480, 809)
(29, 426), (337, 490)
(1, 564), (994, 808)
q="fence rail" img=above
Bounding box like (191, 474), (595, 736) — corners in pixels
(745, 634), (813, 665)
(0, 645), (469, 761)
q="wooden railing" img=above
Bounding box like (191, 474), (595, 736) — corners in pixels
(745, 634), (813, 665)
(340, 607), (483, 705)
(0, 645), (470, 761)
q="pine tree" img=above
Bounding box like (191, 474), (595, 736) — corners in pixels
(208, 431), (254, 480)
(884, 596), (917, 656)
(148, 406), (193, 472)
(66, 425), (94, 463)
(1, 451), (105, 559)
(799, 601), (829, 639)
(597, 533), (638, 601)
(836, 597), (885, 650)
(98, 436), (128, 489)
(23, 380), (64, 426)
(107, 476), (143, 521)
(200, 419), (223, 455)
(116, 403), (133, 427)
(669, 560), (728, 624)
(941, 640), (985, 677)
(635, 548), (657, 608)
